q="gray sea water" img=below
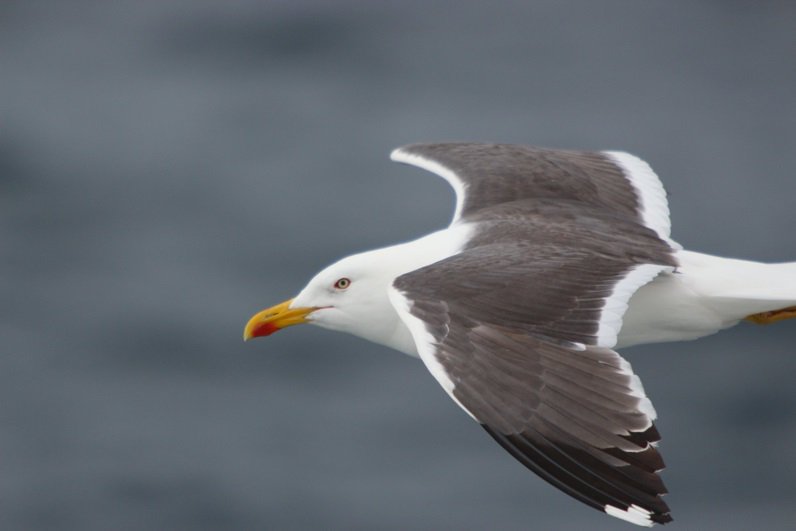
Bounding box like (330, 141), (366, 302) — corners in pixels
(2, 1), (796, 529)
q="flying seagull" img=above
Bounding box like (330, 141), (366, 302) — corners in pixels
(243, 143), (796, 527)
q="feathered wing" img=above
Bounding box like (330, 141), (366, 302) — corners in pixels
(388, 142), (680, 525)
(391, 142), (677, 248)
(389, 237), (676, 527)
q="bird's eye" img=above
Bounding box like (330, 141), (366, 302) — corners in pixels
(334, 277), (351, 290)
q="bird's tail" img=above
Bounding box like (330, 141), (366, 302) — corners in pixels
(678, 251), (796, 325)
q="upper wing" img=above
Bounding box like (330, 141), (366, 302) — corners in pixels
(388, 239), (675, 526)
(390, 143), (675, 246)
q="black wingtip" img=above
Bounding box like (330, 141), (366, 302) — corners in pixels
(482, 424), (672, 526)
(653, 512), (674, 525)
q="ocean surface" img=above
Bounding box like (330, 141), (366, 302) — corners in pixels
(2, 1), (796, 529)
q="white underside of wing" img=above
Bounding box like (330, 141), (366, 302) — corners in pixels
(602, 151), (680, 249)
(597, 264), (673, 349)
(390, 147), (467, 225)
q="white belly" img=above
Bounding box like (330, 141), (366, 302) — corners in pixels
(619, 249), (796, 348)
(618, 269), (732, 348)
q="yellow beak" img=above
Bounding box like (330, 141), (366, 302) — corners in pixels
(243, 299), (315, 340)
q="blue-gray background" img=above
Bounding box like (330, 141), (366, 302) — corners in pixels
(3, 1), (795, 530)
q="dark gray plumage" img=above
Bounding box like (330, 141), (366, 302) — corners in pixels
(395, 143), (655, 228)
(392, 143), (678, 524)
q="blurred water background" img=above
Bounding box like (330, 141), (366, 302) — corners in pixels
(2, 1), (796, 529)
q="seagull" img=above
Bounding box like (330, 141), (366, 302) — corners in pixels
(243, 143), (796, 527)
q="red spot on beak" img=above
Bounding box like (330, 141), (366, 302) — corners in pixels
(243, 299), (313, 341)
(250, 321), (280, 338)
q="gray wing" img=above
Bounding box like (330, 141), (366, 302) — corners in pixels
(391, 143), (674, 246)
(390, 234), (675, 526)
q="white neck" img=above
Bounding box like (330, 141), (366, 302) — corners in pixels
(333, 224), (473, 357)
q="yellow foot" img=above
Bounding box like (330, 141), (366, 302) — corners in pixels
(746, 306), (796, 325)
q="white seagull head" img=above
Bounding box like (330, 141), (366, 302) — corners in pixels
(243, 247), (408, 348)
